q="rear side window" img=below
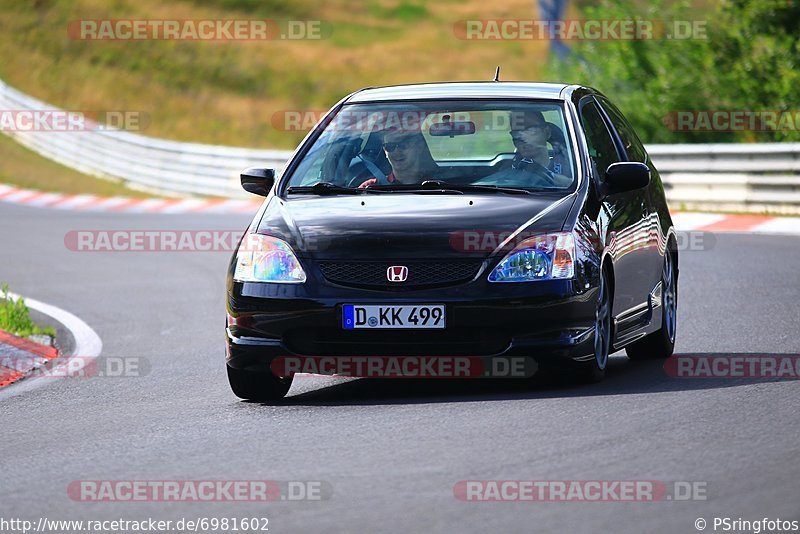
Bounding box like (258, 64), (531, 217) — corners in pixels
(579, 101), (620, 183)
(598, 97), (647, 163)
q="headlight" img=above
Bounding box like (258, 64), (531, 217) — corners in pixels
(233, 234), (306, 283)
(488, 232), (575, 282)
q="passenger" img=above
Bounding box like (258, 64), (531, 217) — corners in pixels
(499, 110), (572, 187)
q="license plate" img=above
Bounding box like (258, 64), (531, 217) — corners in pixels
(342, 304), (445, 329)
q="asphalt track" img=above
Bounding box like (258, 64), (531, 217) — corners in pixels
(1, 201), (799, 533)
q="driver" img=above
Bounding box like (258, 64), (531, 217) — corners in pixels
(499, 110), (572, 187)
(358, 125), (440, 188)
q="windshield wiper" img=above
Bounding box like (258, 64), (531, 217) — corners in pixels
(365, 182), (464, 194)
(286, 182), (363, 195)
(286, 175), (561, 197)
(407, 180), (531, 195)
(355, 180), (539, 195)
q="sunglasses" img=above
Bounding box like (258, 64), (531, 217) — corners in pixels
(383, 139), (414, 152)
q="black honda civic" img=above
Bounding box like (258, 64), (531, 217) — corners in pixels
(226, 82), (678, 400)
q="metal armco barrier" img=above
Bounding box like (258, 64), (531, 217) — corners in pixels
(2, 78), (799, 213)
(647, 144), (800, 215)
(0, 79), (289, 199)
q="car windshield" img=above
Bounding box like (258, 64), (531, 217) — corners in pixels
(283, 100), (577, 194)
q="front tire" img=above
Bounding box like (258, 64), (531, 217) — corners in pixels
(626, 249), (677, 360)
(572, 267), (612, 383)
(227, 365), (292, 401)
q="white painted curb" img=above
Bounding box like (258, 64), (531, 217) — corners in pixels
(0, 292), (102, 398)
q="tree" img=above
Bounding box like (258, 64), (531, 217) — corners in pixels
(544, 0), (800, 143)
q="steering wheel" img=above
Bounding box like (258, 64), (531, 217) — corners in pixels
(514, 163), (559, 188)
(345, 162), (376, 188)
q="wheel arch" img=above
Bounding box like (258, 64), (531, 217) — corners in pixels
(599, 252), (616, 344)
(664, 226), (679, 279)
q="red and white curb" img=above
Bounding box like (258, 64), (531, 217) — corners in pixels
(1, 183), (799, 233)
(671, 212), (800, 235)
(0, 329), (58, 387)
(0, 183), (261, 214)
(0, 291), (102, 396)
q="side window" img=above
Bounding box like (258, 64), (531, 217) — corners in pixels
(579, 101), (620, 183)
(598, 97), (647, 163)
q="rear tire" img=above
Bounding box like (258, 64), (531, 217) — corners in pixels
(626, 249), (677, 360)
(572, 267), (612, 383)
(227, 365), (292, 401)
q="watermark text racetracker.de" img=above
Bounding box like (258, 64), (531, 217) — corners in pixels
(450, 229), (715, 254)
(0, 356), (149, 380)
(270, 108), (557, 133)
(68, 480), (332, 502)
(0, 110), (148, 132)
(68, 19), (330, 41)
(453, 19), (708, 40)
(65, 230), (257, 252)
(665, 354), (800, 379)
(270, 355), (537, 379)
(663, 110), (800, 132)
(454, 480), (709, 502)
(0, 516), (271, 533)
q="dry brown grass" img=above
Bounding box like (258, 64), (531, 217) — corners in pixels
(0, 0), (550, 149)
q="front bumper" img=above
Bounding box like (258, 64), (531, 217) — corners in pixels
(226, 277), (599, 372)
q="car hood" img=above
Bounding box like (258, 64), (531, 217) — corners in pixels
(256, 193), (575, 260)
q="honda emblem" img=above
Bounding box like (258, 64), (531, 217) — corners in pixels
(387, 265), (408, 282)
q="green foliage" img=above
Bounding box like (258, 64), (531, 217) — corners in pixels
(0, 284), (56, 338)
(187, 0), (313, 18)
(370, 1), (429, 22)
(544, 0), (800, 143)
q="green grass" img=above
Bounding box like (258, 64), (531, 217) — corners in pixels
(0, 284), (56, 339)
(369, 1), (430, 21)
(188, 0), (314, 18)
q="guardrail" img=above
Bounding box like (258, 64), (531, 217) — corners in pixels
(0, 79), (289, 199)
(648, 144), (800, 215)
(2, 79), (800, 213)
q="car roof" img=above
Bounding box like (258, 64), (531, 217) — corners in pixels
(345, 82), (578, 103)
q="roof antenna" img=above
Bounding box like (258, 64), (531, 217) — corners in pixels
(493, 66), (501, 82)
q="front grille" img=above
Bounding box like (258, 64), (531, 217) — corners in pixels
(317, 260), (483, 289)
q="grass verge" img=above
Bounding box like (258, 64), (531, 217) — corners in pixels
(0, 284), (56, 339)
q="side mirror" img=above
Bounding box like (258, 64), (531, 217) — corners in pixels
(240, 168), (275, 197)
(604, 162), (650, 195)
